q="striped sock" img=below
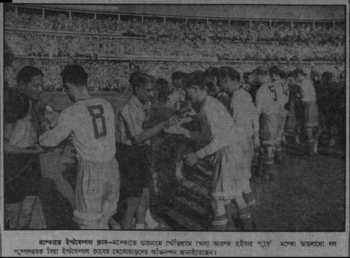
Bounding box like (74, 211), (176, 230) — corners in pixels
(244, 192), (257, 229)
(239, 207), (253, 231)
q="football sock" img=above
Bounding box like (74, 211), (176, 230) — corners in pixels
(145, 209), (159, 229)
(239, 207), (253, 231)
(244, 192), (257, 230)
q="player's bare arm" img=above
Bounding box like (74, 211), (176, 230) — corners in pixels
(132, 116), (177, 145)
(38, 111), (72, 147)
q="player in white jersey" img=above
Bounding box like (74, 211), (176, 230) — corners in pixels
(183, 71), (253, 231)
(269, 66), (290, 163)
(255, 66), (281, 181)
(39, 65), (119, 229)
(217, 66), (259, 230)
(292, 68), (319, 156)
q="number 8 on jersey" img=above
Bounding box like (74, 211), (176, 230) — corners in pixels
(88, 105), (107, 139)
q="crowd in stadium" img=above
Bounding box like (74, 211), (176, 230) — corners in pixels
(5, 9), (345, 44)
(5, 8), (345, 63)
(6, 32), (345, 61)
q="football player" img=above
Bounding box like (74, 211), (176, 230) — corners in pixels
(4, 66), (45, 229)
(269, 66), (289, 163)
(116, 72), (176, 230)
(39, 65), (120, 229)
(255, 66), (281, 181)
(217, 66), (259, 230)
(183, 71), (253, 231)
(292, 68), (319, 156)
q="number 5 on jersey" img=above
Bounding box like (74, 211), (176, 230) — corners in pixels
(268, 85), (278, 102)
(88, 105), (107, 139)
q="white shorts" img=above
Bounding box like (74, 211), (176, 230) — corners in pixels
(73, 158), (120, 227)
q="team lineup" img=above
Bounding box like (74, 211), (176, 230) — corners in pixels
(4, 56), (330, 231)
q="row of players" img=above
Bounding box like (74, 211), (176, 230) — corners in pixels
(4, 62), (319, 231)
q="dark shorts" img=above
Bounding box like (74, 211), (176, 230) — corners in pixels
(116, 143), (152, 198)
(4, 154), (41, 204)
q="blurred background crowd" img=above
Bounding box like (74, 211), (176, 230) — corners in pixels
(4, 5), (345, 94)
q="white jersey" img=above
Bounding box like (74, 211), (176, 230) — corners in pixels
(229, 88), (259, 139)
(273, 79), (290, 107)
(255, 82), (281, 115)
(299, 79), (317, 103)
(8, 114), (37, 148)
(39, 98), (116, 161)
(196, 95), (240, 159)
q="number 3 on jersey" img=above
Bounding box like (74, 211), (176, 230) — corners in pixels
(268, 85), (277, 102)
(87, 105), (107, 139)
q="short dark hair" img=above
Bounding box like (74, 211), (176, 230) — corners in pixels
(321, 71), (333, 83)
(183, 70), (206, 90)
(171, 71), (187, 81)
(205, 81), (217, 96)
(4, 87), (30, 123)
(286, 71), (293, 78)
(269, 66), (280, 77)
(218, 66), (240, 81)
(204, 67), (219, 79)
(17, 66), (44, 85)
(254, 66), (269, 76)
(155, 78), (170, 92)
(60, 65), (88, 89)
(129, 72), (155, 94)
(291, 68), (306, 78)
(156, 78), (174, 103)
(280, 70), (287, 79)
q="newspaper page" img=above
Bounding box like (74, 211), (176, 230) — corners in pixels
(1, 0), (349, 256)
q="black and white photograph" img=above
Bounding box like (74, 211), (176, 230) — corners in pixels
(1, 0), (349, 256)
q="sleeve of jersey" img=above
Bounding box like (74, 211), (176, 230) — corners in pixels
(39, 108), (73, 147)
(228, 96), (235, 118)
(299, 82), (306, 101)
(121, 106), (143, 137)
(255, 89), (263, 115)
(196, 105), (227, 159)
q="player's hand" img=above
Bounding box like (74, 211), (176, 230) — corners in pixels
(184, 152), (199, 167)
(182, 108), (196, 117)
(33, 144), (46, 154)
(254, 134), (260, 149)
(178, 116), (193, 125)
(166, 116), (178, 128)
